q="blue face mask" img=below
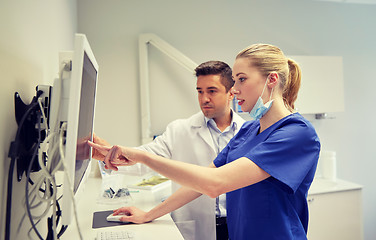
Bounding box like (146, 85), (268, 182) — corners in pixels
(249, 77), (274, 120)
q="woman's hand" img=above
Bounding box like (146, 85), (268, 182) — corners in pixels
(91, 134), (111, 161)
(113, 206), (152, 224)
(88, 141), (142, 171)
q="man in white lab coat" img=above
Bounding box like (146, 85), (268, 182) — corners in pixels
(95, 61), (245, 240)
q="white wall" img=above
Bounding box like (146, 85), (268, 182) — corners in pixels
(0, 1), (77, 239)
(78, 0), (376, 239)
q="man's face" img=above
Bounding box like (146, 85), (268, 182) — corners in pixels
(196, 74), (233, 120)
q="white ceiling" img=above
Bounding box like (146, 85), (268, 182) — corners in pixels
(314, 0), (376, 4)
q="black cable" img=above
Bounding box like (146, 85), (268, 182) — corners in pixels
(46, 217), (53, 240)
(55, 197), (68, 238)
(5, 101), (39, 240)
(46, 196), (63, 240)
(54, 194), (69, 239)
(55, 197), (62, 226)
(57, 225), (68, 238)
(5, 156), (16, 240)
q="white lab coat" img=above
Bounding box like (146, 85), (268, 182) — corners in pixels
(138, 111), (245, 240)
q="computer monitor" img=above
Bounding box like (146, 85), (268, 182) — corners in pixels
(49, 33), (98, 225)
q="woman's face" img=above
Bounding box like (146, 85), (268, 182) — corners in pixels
(232, 58), (267, 112)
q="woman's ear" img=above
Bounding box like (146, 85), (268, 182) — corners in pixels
(267, 72), (279, 88)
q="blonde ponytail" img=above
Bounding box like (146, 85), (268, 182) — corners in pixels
(283, 59), (301, 112)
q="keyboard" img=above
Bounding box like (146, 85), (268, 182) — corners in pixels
(97, 230), (135, 240)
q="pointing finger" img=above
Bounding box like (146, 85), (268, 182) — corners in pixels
(88, 141), (111, 151)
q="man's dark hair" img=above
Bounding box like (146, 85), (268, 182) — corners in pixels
(194, 61), (234, 92)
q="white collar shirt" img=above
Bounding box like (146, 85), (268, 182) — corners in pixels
(205, 110), (238, 217)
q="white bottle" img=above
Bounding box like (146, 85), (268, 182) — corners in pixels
(320, 150), (337, 181)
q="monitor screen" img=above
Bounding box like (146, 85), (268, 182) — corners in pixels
(74, 52), (97, 193)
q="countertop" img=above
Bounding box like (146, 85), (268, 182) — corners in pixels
(308, 178), (363, 195)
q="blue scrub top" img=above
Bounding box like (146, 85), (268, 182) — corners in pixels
(213, 113), (320, 240)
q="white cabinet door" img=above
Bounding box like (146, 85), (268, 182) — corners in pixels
(307, 189), (363, 240)
(290, 56), (345, 114)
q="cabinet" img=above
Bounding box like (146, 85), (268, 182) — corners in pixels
(307, 179), (363, 240)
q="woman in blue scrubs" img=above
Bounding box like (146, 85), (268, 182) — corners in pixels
(90, 43), (320, 240)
